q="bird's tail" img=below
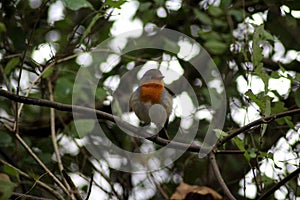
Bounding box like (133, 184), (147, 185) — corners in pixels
(158, 127), (170, 140)
(158, 118), (170, 140)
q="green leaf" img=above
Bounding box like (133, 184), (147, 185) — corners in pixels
(260, 123), (268, 137)
(233, 138), (245, 151)
(39, 153), (53, 164)
(252, 44), (263, 68)
(139, 2), (152, 12)
(54, 77), (73, 104)
(284, 117), (294, 129)
(80, 13), (103, 44)
(252, 25), (265, 68)
(4, 57), (19, 75)
(96, 87), (107, 102)
(295, 88), (300, 107)
(104, 0), (127, 9)
(233, 137), (250, 161)
(255, 63), (269, 90)
(261, 98), (270, 136)
(265, 97), (271, 116)
(261, 174), (275, 186)
(214, 129), (228, 139)
(153, 0), (164, 6)
(74, 120), (95, 137)
(61, 0), (93, 10)
(198, 31), (222, 41)
(270, 71), (281, 79)
(248, 148), (256, 158)
(208, 6), (223, 17)
(42, 67), (54, 78)
(0, 174), (16, 200)
(220, 0), (232, 8)
(0, 132), (12, 147)
(245, 90), (265, 111)
(263, 29), (274, 41)
(271, 101), (287, 114)
(213, 18), (228, 28)
(194, 9), (213, 25)
(258, 151), (272, 159)
(296, 73), (300, 82)
(204, 40), (227, 55)
(139, 10), (156, 23)
(0, 22), (6, 32)
(228, 9), (244, 22)
(271, 101), (289, 125)
(164, 37), (180, 55)
(3, 165), (19, 180)
(284, 1), (300, 10)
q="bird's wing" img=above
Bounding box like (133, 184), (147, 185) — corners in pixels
(129, 93), (133, 112)
(164, 86), (175, 97)
(129, 87), (140, 112)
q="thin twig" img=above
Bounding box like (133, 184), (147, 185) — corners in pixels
(47, 80), (64, 171)
(78, 173), (115, 199)
(215, 150), (244, 154)
(91, 161), (123, 200)
(0, 159), (65, 200)
(2, 53), (23, 60)
(209, 152), (236, 200)
(3, 122), (67, 194)
(148, 173), (169, 199)
(62, 170), (83, 200)
(47, 79), (73, 197)
(217, 108), (300, 147)
(16, 53), (79, 118)
(0, 65), (12, 92)
(12, 192), (53, 200)
(85, 172), (94, 200)
(13, 0), (46, 132)
(251, 167), (262, 195)
(257, 167), (300, 200)
(14, 133), (69, 195)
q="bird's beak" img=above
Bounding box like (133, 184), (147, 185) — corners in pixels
(154, 75), (164, 80)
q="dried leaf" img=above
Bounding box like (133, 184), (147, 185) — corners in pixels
(170, 182), (223, 200)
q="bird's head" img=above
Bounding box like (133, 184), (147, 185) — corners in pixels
(140, 69), (164, 86)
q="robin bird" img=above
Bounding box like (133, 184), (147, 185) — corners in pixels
(129, 69), (173, 139)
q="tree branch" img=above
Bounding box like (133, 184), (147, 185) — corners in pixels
(257, 167), (300, 200)
(216, 108), (300, 147)
(209, 152), (236, 200)
(1, 89), (300, 153)
(0, 89), (207, 153)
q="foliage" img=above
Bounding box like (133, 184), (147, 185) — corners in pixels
(0, 0), (299, 199)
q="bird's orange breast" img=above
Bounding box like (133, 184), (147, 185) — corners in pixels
(139, 82), (164, 104)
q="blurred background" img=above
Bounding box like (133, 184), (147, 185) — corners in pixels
(0, 0), (299, 199)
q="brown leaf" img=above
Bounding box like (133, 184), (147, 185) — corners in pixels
(0, 174), (10, 181)
(170, 182), (223, 200)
